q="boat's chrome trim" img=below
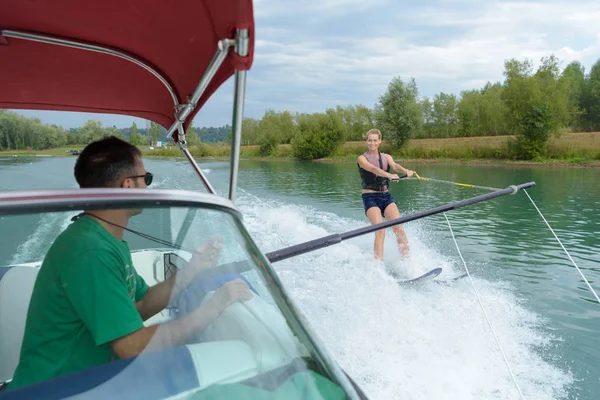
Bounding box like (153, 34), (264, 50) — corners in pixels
(228, 77), (247, 200)
(0, 189), (241, 217)
(167, 39), (234, 141)
(228, 29), (249, 201)
(1, 30), (179, 107)
(178, 137), (217, 194)
(177, 121), (217, 194)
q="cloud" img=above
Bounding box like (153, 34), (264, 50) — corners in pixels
(254, 0), (389, 18)
(246, 0), (600, 113)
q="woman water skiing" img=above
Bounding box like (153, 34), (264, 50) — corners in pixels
(357, 129), (415, 259)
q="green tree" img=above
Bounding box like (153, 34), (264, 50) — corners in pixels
(582, 58), (600, 131)
(128, 122), (144, 146)
(106, 126), (125, 141)
(258, 134), (279, 156)
(420, 98), (434, 138)
(480, 83), (508, 135)
(66, 132), (80, 145)
(291, 109), (344, 160)
(276, 110), (297, 144)
(185, 128), (201, 146)
(149, 122), (161, 145)
(375, 77), (422, 147)
(0, 111), (70, 150)
(78, 120), (108, 143)
(559, 61), (586, 130)
(432, 92), (459, 137)
(241, 118), (260, 145)
(457, 90), (481, 137)
(256, 109), (297, 156)
(456, 83), (508, 137)
(352, 105), (375, 140)
(502, 55), (570, 159)
(335, 105), (375, 141)
(0, 112), (20, 150)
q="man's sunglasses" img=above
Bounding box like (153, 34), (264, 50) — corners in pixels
(126, 172), (153, 186)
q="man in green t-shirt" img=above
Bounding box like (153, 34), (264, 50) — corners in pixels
(9, 136), (253, 390)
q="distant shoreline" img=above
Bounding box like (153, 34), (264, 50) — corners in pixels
(3, 152), (599, 168)
(2, 132), (599, 168)
(2, 151), (600, 168)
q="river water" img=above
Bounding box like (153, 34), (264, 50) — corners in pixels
(1, 155), (598, 399)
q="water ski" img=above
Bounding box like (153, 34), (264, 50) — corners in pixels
(449, 272), (469, 281)
(394, 267), (443, 285)
(434, 272), (469, 285)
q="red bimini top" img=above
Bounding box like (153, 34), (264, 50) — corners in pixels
(0, 0), (254, 131)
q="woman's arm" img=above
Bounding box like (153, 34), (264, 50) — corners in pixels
(385, 154), (414, 177)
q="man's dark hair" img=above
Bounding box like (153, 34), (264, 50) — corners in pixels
(74, 136), (142, 188)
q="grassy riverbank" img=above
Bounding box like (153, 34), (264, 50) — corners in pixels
(2, 132), (600, 167)
(143, 132), (600, 166)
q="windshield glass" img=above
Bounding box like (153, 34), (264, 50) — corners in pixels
(0, 204), (350, 399)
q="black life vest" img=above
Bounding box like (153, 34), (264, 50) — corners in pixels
(358, 151), (390, 191)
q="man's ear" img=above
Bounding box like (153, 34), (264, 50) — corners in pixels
(120, 178), (131, 189)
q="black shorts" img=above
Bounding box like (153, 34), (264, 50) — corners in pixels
(362, 192), (396, 215)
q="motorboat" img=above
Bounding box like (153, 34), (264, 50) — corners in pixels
(0, 1), (541, 398)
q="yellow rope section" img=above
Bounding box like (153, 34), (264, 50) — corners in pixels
(411, 173), (500, 192)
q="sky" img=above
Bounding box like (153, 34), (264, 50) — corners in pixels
(12, 0), (600, 129)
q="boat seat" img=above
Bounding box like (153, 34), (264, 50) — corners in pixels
(0, 266), (40, 384)
(199, 292), (307, 373)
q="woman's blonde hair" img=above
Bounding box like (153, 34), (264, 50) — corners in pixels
(365, 128), (382, 140)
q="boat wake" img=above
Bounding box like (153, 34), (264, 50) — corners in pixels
(236, 190), (574, 400)
(9, 212), (73, 265)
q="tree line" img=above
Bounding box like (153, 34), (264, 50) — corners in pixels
(2, 54), (599, 160)
(0, 112), (232, 151)
(242, 55), (600, 159)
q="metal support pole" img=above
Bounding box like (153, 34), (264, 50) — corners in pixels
(227, 29), (249, 202)
(166, 39), (234, 140)
(228, 69), (247, 201)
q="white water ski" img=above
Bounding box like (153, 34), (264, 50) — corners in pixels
(434, 272), (469, 285)
(393, 267), (443, 285)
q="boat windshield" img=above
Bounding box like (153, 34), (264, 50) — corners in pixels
(0, 203), (350, 399)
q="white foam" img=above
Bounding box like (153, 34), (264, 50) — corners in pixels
(10, 212), (74, 265)
(236, 190), (573, 399)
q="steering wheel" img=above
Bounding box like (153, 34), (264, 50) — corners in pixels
(174, 273), (259, 319)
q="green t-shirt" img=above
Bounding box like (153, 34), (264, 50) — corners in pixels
(9, 216), (149, 389)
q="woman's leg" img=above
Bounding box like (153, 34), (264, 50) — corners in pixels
(366, 207), (385, 260)
(383, 202), (410, 256)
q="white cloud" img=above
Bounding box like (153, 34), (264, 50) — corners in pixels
(254, 0), (389, 18)
(248, 0), (600, 111)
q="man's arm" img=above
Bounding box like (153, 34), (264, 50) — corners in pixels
(114, 297), (219, 359)
(113, 278), (252, 359)
(136, 239), (223, 321)
(135, 274), (176, 321)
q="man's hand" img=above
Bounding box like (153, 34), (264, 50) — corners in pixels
(388, 173), (400, 181)
(404, 169), (415, 178)
(208, 278), (254, 314)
